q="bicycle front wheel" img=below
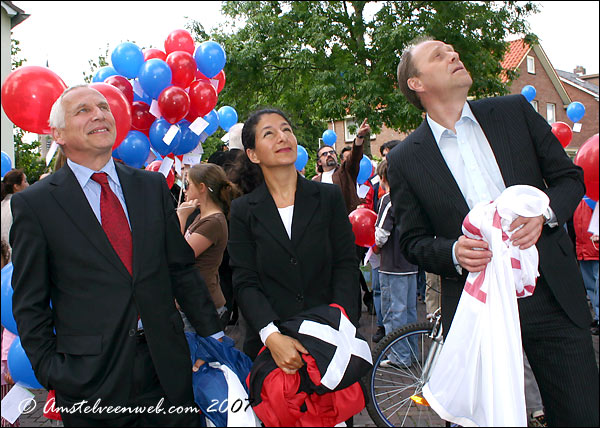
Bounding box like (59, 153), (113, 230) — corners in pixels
(364, 322), (445, 427)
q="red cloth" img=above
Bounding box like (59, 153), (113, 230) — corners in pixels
(43, 390), (62, 421)
(91, 172), (133, 275)
(574, 200), (599, 261)
(251, 355), (365, 427)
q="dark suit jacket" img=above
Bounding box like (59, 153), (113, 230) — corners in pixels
(228, 175), (360, 359)
(10, 162), (222, 413)
(387, 94), (590, 329)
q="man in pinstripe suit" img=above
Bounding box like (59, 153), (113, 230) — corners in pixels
(387, 37), (598, 426)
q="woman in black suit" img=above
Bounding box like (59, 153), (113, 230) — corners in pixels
(228, 109), (360, 373)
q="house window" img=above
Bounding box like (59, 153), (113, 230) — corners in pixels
(530, 100), (538, 112)
(344, 117), (377, 142)
(546, 103), (556, 124)
(526, 55), (535, 74)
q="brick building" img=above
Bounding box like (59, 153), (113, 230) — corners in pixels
(501, 38), (598, 155)
(329, 38), (598, 158)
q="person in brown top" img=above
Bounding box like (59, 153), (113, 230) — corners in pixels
(177, 163), (241, 326)
(312, 118), (371, 214)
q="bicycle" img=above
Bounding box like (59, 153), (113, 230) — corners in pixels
(364, 309), (445, 427)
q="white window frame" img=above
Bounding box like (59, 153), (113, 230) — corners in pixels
(344, 117), (377, 142)
(526, 55), (535, 74)
(546, 103), (556, 124)
(530, 100), (538, 112)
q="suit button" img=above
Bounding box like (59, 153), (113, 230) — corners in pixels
(290, 257), (297, 265)
(296, 293), (303, 302)
(129, 329), (136, 337)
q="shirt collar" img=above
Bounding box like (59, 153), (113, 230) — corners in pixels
(67, 157), (120, 189)
(426, 102), (477, 144)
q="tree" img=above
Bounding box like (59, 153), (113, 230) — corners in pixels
(188, 1), (538, 160)
(13, 129), (47, 184)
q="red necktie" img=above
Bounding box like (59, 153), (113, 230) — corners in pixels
(91, 172), (133, 276)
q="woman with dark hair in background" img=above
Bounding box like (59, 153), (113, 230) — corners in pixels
(227, 108), (360, 370)
(1, 169), (29, 252)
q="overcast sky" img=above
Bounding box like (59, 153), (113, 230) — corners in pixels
(10, 1), (600, 87)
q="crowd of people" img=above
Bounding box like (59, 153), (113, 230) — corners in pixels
(1, 36), (598, 427)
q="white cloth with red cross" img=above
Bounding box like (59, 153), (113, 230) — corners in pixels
(423, 185), (549, 427)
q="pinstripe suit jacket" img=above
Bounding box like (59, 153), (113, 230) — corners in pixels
(387, 94), (590, 329)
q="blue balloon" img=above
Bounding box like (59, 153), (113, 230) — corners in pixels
(203, 110), (220, 136)
(357, 155), (373, 185)
(1, 151), (12, 178)
(194, 41), (226, 79)
(149, 118), (181, 156)
(322, 129), (337, 146)
(521, 85), (536, 102)
(1, 262), (17, 335)
(172, 121), (201, 155)
(111, 42), (144, 79)
(566, 101), (586, 123)
(138, 59), (172, 99)
(8, 336), (43, 389)
(132, 81), (153, 105)
(217, 106), (238, 132)
(117, 131), (151, 168)
(295, 145), (308, 171)
(92, 66), (119, 83)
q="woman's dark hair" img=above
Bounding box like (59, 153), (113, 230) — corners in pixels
(230, 108), (292, 195)
(187, 163), (241, 219)
(1, 239), (9, 267)
(1, 169), (25, 200)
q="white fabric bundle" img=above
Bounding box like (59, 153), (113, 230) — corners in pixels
(423, 185), (549, 427)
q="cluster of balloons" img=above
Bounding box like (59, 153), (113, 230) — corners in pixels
(0, 29), (239, 179)
(1, 262), (43, 389)
(522, 85), (588, 149)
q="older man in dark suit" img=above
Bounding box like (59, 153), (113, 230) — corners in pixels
(387, 37), (598, 426)
(10, 85), (222, 426)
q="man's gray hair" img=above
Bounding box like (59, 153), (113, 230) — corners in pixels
(48, 84), (91, 129)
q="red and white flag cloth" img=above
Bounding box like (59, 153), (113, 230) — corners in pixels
(423, 185), (549, 427)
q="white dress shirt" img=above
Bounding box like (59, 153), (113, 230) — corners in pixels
(426, 102), (556, 269)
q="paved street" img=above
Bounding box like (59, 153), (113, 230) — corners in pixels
(15, 297), (600, 427)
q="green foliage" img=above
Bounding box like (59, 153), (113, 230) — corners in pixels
(187, 1), (539, 157)
(10, 35), (26, 70)
(13, 129), (47, 184)
(83, 44), (110, 83)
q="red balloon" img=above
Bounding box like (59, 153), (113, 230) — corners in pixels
(158, 86), (190, 124)
(164, 29), (195, 55)
(1, 66), (67, 134)
(146, 160), (175, 189)
(551, 121), (573, 148)
(188, 80), (218, 117)
(195, 69), (226, 94)
(348, 207), (378, 248)
(104, 75), (134, 104)
(166, 51), (197, 88)
(131, 101), (156, 132)
(185, 104), (200, 123)
(574, 134), (599, 201)
(143, 48), (167, 61)
(88, 82), (132, 150)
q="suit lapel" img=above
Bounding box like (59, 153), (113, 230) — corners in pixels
(469, 100), (516, 187)
(412, 122), (470, 216)
(115, 162), (145, 282)
(249, 182), (296, 256)
(49, 165), (131, 279)
(291, 176), (320, 247)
